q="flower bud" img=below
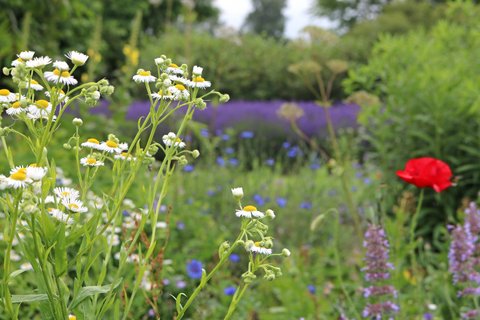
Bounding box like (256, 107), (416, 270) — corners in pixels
(72, 118), (83, 126)
(192, 65), (203, 76)
(245, 240), (254, 251)
(219, 94), (230, 103)
(282, 248), (291, 257)
(231, 187), (244, 200)
(195, 98), (207, 110)
(154, 57), (164, 65)
(63, 143), (72, 150)
(192, 149), (200, 159)
(3, 67), (10, 76)
(266, 209), (275, 219)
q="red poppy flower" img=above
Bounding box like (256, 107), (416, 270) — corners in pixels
(396, 157), (452, 192)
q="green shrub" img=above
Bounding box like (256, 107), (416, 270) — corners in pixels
(344, 2), (480, 232)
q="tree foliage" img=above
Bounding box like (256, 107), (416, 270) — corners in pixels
(242, 0), (287, 39)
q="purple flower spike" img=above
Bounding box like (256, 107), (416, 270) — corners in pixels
(362, 224), (398, 319)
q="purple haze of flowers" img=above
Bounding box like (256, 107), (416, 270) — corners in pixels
(300, 202), (312, 210)
(216, 157), (226, 167)
(186, 260), (203, 280)
(240, 131), (254, 139)
(362, 224), (398, 319)
(265, 158), (275, 166)
(224, 286), (236, 296)
(276, 197), (287, 208)
(253, 194), (265, 206)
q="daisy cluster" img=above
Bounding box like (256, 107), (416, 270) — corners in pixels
(132, 55), (215, 104)
(79, 134), (133, 167)
(1, 50), (113, 121)
(0, 165), (47, 189)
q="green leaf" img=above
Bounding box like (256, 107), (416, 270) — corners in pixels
(11, 294), (48, 303)
(55, 224), (67, 277)
(69, 279), (122, 309)
(174, 292), (187, 314)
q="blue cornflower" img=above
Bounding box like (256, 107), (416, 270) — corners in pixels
(253, 194), (265, 206)
(307, 284), (316, 294)
(310, 162), (321, 170)
(287, 146), (299, 158)
(240, 131), (254, 139)
(225, 147), (234, 154)
(222, 134), (230, 141)
(122, 210), (130, 217)
(300, 202), (312, 210)
(176, 221), (185, 230)
(200, 128), (210, 137)
(276, 197), (287, 208)
(183, 164), (195, 172)
(282, 141), (291, 149)
(265, 158), (275, 166)
(229, 254), (240, 263)
(229, 158), (239, 166)
(364, 178), (372, 185)
(224, 286), (236, 296)
(207, 189), (216, 196)
(216, 157), (225, 167)
(186, 260), (203, 279)
(423, 313), (433, 320)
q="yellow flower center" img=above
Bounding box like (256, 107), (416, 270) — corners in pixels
(69, 315), (77, 320)
(169, 63), (179, 68)
(10, 168), (27, 181)
(193, 76), (205, 83)
(17, 58), (23, 62)
(243, 205), (257, 212)
(121, 152), (131, 158)
(29, 163), (39, 167)
(86, 158), (97, 165)
(61, 191), (70, 197)
(254, 241), (261, 247)
(138, 70), (151, 77)
(12, 101), (21, 109)
(175, 137), (182, 143)
(31, 79), (39, 84)
(0, 89), (11, 96)
(106, 140), (118, 148)
(68, 203), (79, 210)
(53, 69), (61, 76)
(61, 71), (71, 77)
(87, 138), (99, 144)
(36, 100), (49, 109)
(175, 84), (186, 91)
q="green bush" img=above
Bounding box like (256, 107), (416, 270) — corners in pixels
(344, 2), (480, 232)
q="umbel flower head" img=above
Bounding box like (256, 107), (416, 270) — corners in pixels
(396, 157), (453, 192)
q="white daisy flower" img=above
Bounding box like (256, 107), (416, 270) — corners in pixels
(62, 197), (88, 213)
(166, 63), (183, 75)
(162, 132), (186, 148)
(44, 69), (78, 86)
(235, 205), (265, 219)
(44, 195), (55, 203)
(10, 250), (21, 261)
(18, 51), (35, 61)
(6, 101), (25, 115)
(7, 167), (32, 189)
(114, 152), (136, 161)
(0, 175), (9, 190)
(27, 99), (53, 119)
(156, 221), (167, 228)
(80, 156), (104, 167)
(151, 89), (174, 100)
(168, 74), (189, 85)
(53, 61), (70, 71)
(80, 138), (103, 150)
(249, 242), (272, 255)
(65, 51), (89, 66)
(168, 84), (190, 100)
(26, 164), (47, 181)
(48, 208), (73, 224)
(132, 69), (156, 83)
(26, 56), (52, 68)
(45, 89), (68, 102)
(98, 140), (128, 153)
(192, 65), (203, 76)
(0, 89), (17, 103)
(20, 262), (33, 271)
(187, 76), (211, 89)
(54, 187), (80, 200)
(22, 79), (44, 91)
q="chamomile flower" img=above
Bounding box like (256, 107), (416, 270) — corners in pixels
(26, 164), (47, 181)
(48, 208), (73, 224)
(7, 167), (32, 189)
(188, 76), (211, 89)
(114, 152), (136, 161)
(44, 69), (78, 85)
(192, 65), (203, 76)
(20, 262), (33, 271)
(235, 205), (265, 218)
(166, 63), (183, 75)
(132, 69), (156, 83)
(22, 79), (44, 91)
(169, 74), (189, 85)
(249, 242), (272, 255)
(80, 156), (104, 167)
(62, 197), (88, 213)
(27, 99), (53, 119)
(11, 51), (35, 66)
(0, 175), (8, 190)
(99, 140), (128, 153)
(26, 56), (52, 68)
(45, 88), (68, 102)
(53, 61), (70, 71)
(6, 101), (25, 115)
(151, 89), (174, 100)
(65, 51), (89, 66)
(168, 84), (190, 100)
(0, 89), (17, 103)
(54, 187), (80, 200)
(81, 138), (103, 150)
(162, 132), (186, 148)
(68, 314), (77, 320)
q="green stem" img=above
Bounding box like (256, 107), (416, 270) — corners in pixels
(223, 283), (251, 320)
